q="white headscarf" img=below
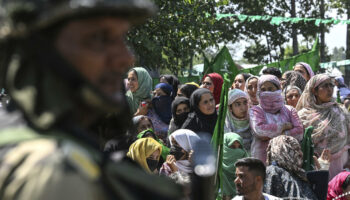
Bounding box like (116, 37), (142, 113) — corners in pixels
(169, 129), (200, 173)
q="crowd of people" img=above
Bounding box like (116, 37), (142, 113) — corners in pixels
(118, 63), (350, 200)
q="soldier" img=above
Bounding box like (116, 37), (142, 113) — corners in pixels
(0, 0), (182, 199)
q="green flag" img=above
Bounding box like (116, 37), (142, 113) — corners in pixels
(239, 37), (320, 75)
(301, 126), (315, 171)
(204, 46), (240, 82)
(211, 73), (231, 199)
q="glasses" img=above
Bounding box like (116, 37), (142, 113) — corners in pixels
(202, 82), (212, 86)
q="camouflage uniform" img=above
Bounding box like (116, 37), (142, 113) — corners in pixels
(0, 0), (182, 199)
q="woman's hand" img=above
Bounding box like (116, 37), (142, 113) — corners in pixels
(282, 122), (293, 131)
(166, 155), (178, 172)
(134, 101), (149, 116)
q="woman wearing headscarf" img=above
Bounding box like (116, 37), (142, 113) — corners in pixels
(127, 137), (162, 174)
(126, 67), (153, 114)
(249, 75), (303, 164)
(137, 129), (170, 161)
(222, 133), (249, 200)
(160, 129), (200, 176)
(168, 97), (190, 135)
(283, 85), (302, 108)
(224, 89), (253, 152)
(177, 83), (199, 99)
(263, 135), (318, 200)
(244, 76), (259, 106)
(160, 74), (180, 99)
(293, 62), (314, 81)
(328, 171), (350, 200)
(232, 73), (251, 91)
(281, 70), (307, 91)
(296, 74), (350, 179)
(200, 73), (223, 105)
(182, 88), (218, 135)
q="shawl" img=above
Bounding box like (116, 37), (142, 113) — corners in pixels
(244, 76), (259, 106)
(296, 74), (350, 154)
(328, 171), (350, 200)
(181, 88), (218, 135)
(203, 73), (223, 105)
(225, 89), (250, 133)
(282, 70), (307, 91)
(295, 62), (314, 79)
(169, 129), (200, 173)
(126, 67), (152, 114)
(160, 74), (180, 99)
(222, 133), (249, 196)
(168, 97), (190, 134)
(127, 137), (162, 173)
(266, 135), (306, 181)
(152, 83), (173, 124)
(179, 83), (198, 99)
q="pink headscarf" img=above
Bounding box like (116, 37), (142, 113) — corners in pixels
(257, 75), (284, 113)
(296, 62), (314, 78)
(328, 171), (350, 200)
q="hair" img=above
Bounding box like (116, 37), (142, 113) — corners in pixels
(262, 67), (282, 79)
(342, 175), (350, 190)
(179, 84), (198, 99)
(235, 157), (266, 181)
(240, 73), (252, 81)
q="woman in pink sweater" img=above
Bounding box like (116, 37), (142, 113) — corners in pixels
(249, 74), (303, 164)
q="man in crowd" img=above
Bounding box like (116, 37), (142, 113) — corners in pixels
(0, 0), (181, 199)
(233, 158), (281, 200)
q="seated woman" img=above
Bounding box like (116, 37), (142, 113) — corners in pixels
(328, 171), (350, 200)
(177, 83), (199, 99)
(249, 75), (303, 164)
(224, 89), (253, 152)
(296, 74), (350, 179)
(222, 133), (249, 200)
(127, 137), (162, 174)
(160, 129), (200, 176)
(293, 62), (314, 81)
(264, 135), (319, 199)
(283, 85), (302, 108)
(137, 129), (170, 161)
(232, 73), (251, 91)
(200, 73), (223, 105)
(244, 76), (259, 106)
(126, 67), (153, 115)
(168, 97), (190, 135)
(281, 70), (307, 91)
(181, 88), (217, 135)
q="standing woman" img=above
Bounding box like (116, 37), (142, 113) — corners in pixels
(160, 74), (180, 99)
(168, 97), (190, 135)
(232, 73), (251, 91)
(224, 89), (253, 152)
(126, 67), (153, 115)
(182, 88), (217, 135)
(296, 74), (350, 179)
(244, 76), (259, 106)
(249, 75), (303, 164)
(200, 73), (223, 105)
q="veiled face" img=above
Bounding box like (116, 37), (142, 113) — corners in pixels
(55, 17), (133, 98)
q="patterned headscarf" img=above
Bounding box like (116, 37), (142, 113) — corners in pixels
(266, 135), (306, 181)
(328, 171), (350, 200)
(126, 67), (153, 114)
(296, 74), (350, 155)
(244, 76), (259, 106)
(225, 89), (250, 133)
(203, 73), (223, 105)
(282, 70), (307, 91)
(127, 137), (162, 173)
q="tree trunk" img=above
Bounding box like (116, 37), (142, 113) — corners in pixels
(291, 0), (299, 55)
(320, 0), (326, 62)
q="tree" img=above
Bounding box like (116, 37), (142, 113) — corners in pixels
(331, 47), (346, 61)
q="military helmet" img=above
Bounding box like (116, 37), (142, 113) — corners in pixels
(0, 0), (156, 39)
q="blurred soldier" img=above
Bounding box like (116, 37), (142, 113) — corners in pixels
(0, 0), (181, 199)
